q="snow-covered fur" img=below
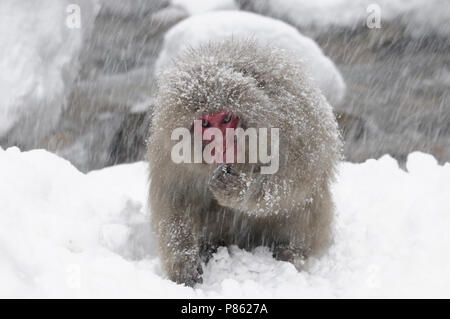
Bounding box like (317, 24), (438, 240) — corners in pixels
(147, 39), (342, 286)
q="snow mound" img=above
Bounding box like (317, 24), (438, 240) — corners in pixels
(0, 0), (97, 143)
(239, 0), (450, 37)
(1, 147), (449, 297)
(171, 0), (237, 15)
(155, 11), (346, 107)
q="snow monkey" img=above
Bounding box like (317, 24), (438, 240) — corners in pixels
(147, 39), (342, 286)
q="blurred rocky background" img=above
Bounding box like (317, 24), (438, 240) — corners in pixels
(238, 0), (450, 166)
(1, 0), (448, 171)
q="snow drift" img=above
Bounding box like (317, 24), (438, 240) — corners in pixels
(155, 11), (346, 107)
(171, 0), (237, 15)
(1, 147), (449, 298)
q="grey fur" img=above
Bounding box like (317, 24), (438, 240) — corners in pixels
(147, 39), (342, 286)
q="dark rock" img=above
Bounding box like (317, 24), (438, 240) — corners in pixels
(107, 111), (152, 166)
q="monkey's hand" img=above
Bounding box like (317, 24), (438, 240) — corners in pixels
(209, 164), (297, 214)
(209, 164), (248, 208)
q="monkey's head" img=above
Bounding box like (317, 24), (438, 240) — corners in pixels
(149, 39), (273, 174)
(148, 39), (341, 186)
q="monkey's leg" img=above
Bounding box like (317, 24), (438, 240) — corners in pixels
(153, 206), (203, 286)
(273, 189), (334, 270)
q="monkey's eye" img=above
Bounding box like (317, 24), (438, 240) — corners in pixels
(202, 119), (211, 128)
(222, 113), (232, 124)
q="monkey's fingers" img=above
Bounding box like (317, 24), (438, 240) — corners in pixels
(213, 164), (238, 179)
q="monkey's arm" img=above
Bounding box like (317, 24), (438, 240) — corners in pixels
(209, 164), (297, 215)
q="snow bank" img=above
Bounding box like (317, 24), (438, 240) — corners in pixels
(1, 147), (449, 298)
(0, 0), (97, 143)
(156, 11), (346, 107)
(239, 0), (450, 37)
(171, 0), (237, 15)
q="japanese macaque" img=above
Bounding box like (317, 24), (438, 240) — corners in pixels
(147, 39), (342, 286)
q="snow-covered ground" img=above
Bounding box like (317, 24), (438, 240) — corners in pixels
(1, 147), (449, 298)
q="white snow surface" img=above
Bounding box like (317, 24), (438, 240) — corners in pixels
(1, 147), (450, 298)
(171, 0), (237, 15)
(155, 11), (346, 107)
(0, 0), (97, 141)
(245, 0), (450, 37)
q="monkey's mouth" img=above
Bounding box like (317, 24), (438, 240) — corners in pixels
(202, 138), (238, 165)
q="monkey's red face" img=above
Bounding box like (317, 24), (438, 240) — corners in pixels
(193, 111), (239, 164)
